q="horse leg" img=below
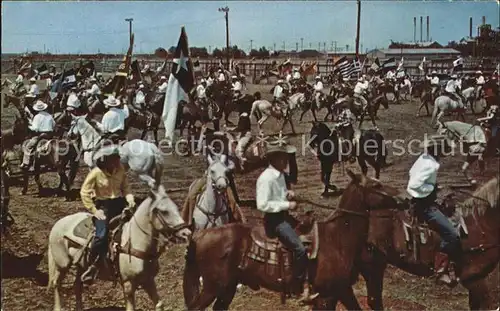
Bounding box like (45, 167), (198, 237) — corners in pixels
(311, 107), (318, 122)
(122, 280), (137, 311)
(58, 166), (70, 199)
(299, 108), (308, 121)
(338, 286), (363, 310)
(370, 110), (378, 129)
(213, 281), (238, 311)
(186, 283), (218, 310)
(154, 130), (159, 145)
(359, 251), (386, 311)
(142, 278), (164, 311)
(463, 278), (494, 310)
(74, 267), (83, 311)
(34, 161), (43, 194)
(358, 155), (368, 176)
(462, 155), (477, 184)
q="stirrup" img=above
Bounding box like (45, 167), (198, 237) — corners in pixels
(298, 284), (319, 304)
(81, 265), (98, 284)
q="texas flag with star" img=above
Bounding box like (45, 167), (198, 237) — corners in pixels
(162, 26), (195, 143)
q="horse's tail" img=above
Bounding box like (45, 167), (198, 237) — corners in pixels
(183, 239), (201, 307)
(47, 243), (56, 292)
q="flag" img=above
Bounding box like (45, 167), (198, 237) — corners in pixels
(370, 57), (381, 72)
(61, 69), (77, 89)
(102, 34), (135, 97)
(351, 58), (362, 78)
(162, 26), (195, 143)
(333, 57), (359, 79)
(129, 60), (142, 85)
(37, 64), (50, 79)
(50, 64), (67, 98)
(77, 61), (95, 79)
(452, 56), (464, 73)
(397, 57), (404, 72)
(418, 57), (426, 72)
(381, 57), (397, 71)
(279, 58), (293, 76)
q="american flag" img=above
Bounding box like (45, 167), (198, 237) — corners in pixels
(333, 57), (361, 79)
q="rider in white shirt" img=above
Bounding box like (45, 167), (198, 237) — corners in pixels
(217, 69), (226, 83)
(292, 68), (301, 80)
(21, 100), (55, 169)
(426, 71), (440, 99)
(232, 76), (243, 101)
(134, 84), (146, 110)
(385, 69), (396, 81)
(101, 96), (129, 141)
(313, 76), (324, 109)
(444, 74), (462, 105)
(28, 77), (40, 97)
(206, 75), (214, 87)
(273, 80), (289, 109)
(196, 79), (207, 106)
(353, 76), (370, 109)
(285, 72), (293, 83)
(86, 77), (101, 96)
(157, 76), (168, 94)
(475, 70), (485, 100)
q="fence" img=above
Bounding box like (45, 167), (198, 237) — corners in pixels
(2, 56), (497, 83)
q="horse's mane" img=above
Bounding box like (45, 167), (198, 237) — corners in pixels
(460, 178), (499, 217)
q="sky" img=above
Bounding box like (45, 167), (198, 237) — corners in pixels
(2, 0), (499, 54)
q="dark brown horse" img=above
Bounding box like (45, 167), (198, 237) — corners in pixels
(21, 132), (80, 199)
(182, 170), (400, 310)
(359, 177), (500, 310)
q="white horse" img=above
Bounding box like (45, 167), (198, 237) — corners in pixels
(189, 153), (231, 231)
(250, 92), (305, 134)
(47, 185), (192, 311)
(431, 94), (466, 127)
(69, 115), (164, 188)
(396, 78), (412, 101)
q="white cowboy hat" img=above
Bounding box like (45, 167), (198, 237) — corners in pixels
(277, 79), (284, 84)
(33, 100), (48, 111)
(240, 112), (249, 117)
(104, 96), (121, 107)
(218, 69), (223, 73)
(89, 76), (97, 82)
(29, 77), (36, 82)
(96, 72), (103, 77)
(420, 134), (446, 149)
(450, 74), (458, 79)
(66, 94), (81, 109)
(25, 92), (36, 98)
(231, 75), (237, 79)
(138, 83), (145, 89)
(431, 70), (437, 75)
(160, 75), (167, 80)
(475, 70), (482, 75)
(92, 145), (120, 163)
(358, 77), (365, 82)
(200, 79), (206, 83)
(315, 75), (321, 79)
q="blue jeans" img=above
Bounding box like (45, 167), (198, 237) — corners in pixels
(264, 212), (308, 281)
(414, 197), (461, 259)
(492, 124), (499, 138)
(91, 197), (126, 260)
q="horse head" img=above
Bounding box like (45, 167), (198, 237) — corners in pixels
(345, 169), (402, 212)
(206, 151), (230, 193)
(147, 184), (192, 243)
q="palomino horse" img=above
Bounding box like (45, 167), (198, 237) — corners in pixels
(69, 116), (164, 189)
(250, 93), (305, 134)
(359, 177), (500, 310)
(47, 185), (192, 311)
(182, 170), (400, 310)
(431, 95), (466, 127)
(309, 122), (387, 196)
(183, 153), (232, 231)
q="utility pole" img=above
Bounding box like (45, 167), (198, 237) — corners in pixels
(355, 0), (361, 58)
(334, 41), (337, 55)
(323, 42), (326, 53)
(296, 42), (299, 51)
(218, 6), (230, 68)
(250, 39), (253, 51)
(273, 42), (276, 52)
(309, 42), (312, 48)
(125, 18), (133, 43)
(300, 38), (304, 51)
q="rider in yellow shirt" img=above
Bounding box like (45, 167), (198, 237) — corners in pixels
(80, 145), (135, 284)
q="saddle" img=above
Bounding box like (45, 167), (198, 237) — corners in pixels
(243, 137), (267, 162)
(239, 216), (319, 289)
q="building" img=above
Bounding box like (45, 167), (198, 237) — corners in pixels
(366, 48), (460, 61)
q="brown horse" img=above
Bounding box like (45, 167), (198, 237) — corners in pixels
(21, 132), (80, 199)
(182, 170), (400, 310)
(359, 177), (500, 310)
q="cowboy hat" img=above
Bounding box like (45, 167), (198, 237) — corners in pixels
(89, 76), (97, 82)
(104, 96), (121, 107)
(93, 145), (120, 163)
(450, 74), (458, 79)
(66, 94), (81, 109)
(266, 142), (297, 155)
(431, 70), (437, 75)
(160, 75), (167, 80)
(420, 134), (446, 149)
(29, 77), (36, 82)
(315, 75), (321, 79)
(476, 70), (482, 75)
(200, 78), (206, 83)
(33, 100), (48, 111)
(138, 83), (145, 89)
(277, 79), (284, 84)
(25, 92), (36, 98)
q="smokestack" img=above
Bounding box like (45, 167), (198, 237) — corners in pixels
(426, 16), (429, 42)
(420, 16), (423, 42)
(482, 16), (486, 25)
(413, 17), (417, 42)
(469, 17), (473, 37)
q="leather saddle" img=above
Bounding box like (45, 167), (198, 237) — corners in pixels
(242, 138), (267, 162)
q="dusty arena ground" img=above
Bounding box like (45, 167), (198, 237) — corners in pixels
(1, 76), (499, 310)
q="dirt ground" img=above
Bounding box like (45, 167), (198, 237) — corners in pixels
(1, 78), (499, 310)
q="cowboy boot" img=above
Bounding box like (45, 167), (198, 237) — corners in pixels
(81, 252), (100, 285)
(434, 252), (456, 286)
(298, 282), (320, 304)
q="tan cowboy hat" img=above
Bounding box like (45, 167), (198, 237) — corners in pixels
(420, 134), (447, 149)
(33, 100), (48, 112)
(92, 145), (120, 163)
(104, 96), (121, 107)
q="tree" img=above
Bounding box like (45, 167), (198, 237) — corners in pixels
(249, 46), (270, 59)
(212, 48), (224, 58)
(446, 25), (500, 57)
(167, 46), (176, 54)
(190, 47), (209, 58)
